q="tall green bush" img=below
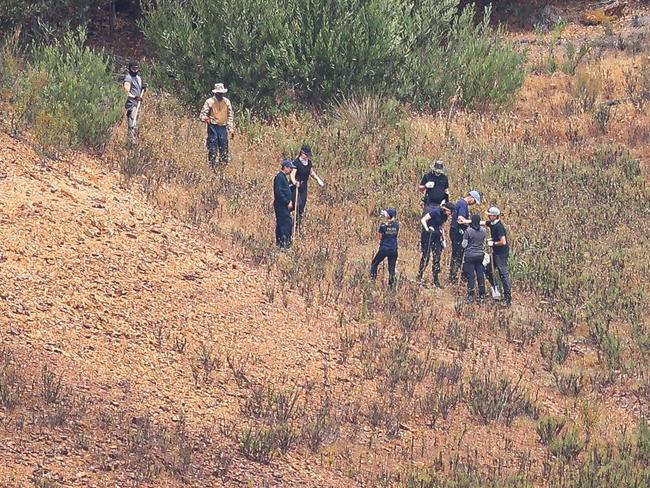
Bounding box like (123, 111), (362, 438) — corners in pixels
(141, 0), (526, 112)
(15, 28), (123, 151)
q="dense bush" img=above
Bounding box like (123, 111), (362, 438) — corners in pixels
(141, 0), (526, 112)
(14, 28), (123, 151)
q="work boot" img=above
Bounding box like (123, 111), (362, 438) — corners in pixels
(465, 292), (474, 304)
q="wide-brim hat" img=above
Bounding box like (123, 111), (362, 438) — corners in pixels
(430, 160), (447, 174)
(212, 83), (228, 94)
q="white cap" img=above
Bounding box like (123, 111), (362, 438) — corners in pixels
(486, 206), (501, 217)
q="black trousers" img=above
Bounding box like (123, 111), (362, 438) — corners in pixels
(417, 229), (443, 280)
(449, 228), (465, 283)
(370, 249), (398, 287)
(463, 254), (486, 298)
(292, 184), (308, 230)
(274, 205), (293, 248)
(485, 253), (512, 301)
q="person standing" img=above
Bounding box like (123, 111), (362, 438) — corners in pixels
(419, 160), (449, 214)
(199, 83), (234, 169)
(485, 206), (512, 306)
(123, 60), (145, 144)
(273, 160), (296, 248)
(290, 144), (325, 230)
(449, 190), (481, 284)
(370, 208), (400, 288)
(462, 214), (487, 303)
(418, 201), (455, 288)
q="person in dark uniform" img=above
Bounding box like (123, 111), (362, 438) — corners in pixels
(370, 208), (400, 288)
(484, 206), (512, 306)
(273, 159), (296, 248)
(462, 214), (487, 303)
(418, 201), (455, 288)
(449, 190), (481, 284)
(418, 160), (449, 214)
(290, 144), (324, 231)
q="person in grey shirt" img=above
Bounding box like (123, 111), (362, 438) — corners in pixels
(123, 60), (145, 144)
(462, 214), (486, 303)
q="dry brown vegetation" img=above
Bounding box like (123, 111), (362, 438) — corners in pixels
(1, 4), (650, 488)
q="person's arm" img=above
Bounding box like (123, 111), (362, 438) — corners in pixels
(290, 168), (298, 186)
(199, 98), (212, 123)
(123, 80), (132, 98)
(420, 213), (431, 230)
(457, 207), (471, 225)
(462, 231), (469, 249)
(309, 168), (325, 187)
(226, 98), (234, 132)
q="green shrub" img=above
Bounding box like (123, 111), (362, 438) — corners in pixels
(537, 415), (566, 446)
(468, 372), (538, 425)
(550, 426), (584, 462)
(15, 27), (123, 151)
(141, 0), (526, 111)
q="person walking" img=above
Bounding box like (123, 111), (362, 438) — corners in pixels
(462, 214), (487, 303)
(123, 60), (145, 144)
(370, 208), (400, 288)
(418, 201), (455, 288)
(199, 83), (234, 169)
(419, 160), (450, 214)
(484, 206), (512, 306)
(449, 190), (481, 284)
(290, 144), (325, 231)
(273, 160), (296, 248)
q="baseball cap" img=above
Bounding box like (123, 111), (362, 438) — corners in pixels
(281, 159), (296, 169)
(441, 201), (456, 213)
(431, 160), (446, 173)
(386, 208), (397, 218)
(300, 144), (312, 156)
(486, 206), (501, 217)
(468, 190), (481, 204)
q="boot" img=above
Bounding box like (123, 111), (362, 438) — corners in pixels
(465, 291), (475, 304)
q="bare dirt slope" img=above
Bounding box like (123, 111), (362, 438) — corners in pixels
(0, 132), (357, 487)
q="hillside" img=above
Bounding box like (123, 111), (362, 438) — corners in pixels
(1, 1), (650, 487)
(0, 132), (358, 486)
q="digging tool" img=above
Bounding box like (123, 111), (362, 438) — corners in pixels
(131, 86), (146, 130)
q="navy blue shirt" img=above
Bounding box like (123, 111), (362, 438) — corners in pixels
(294, 157), (312, 185)
(451, 198), (469, 231)
(273, 171), (292, 207)
(420, 172), (449, 205)
(425, 207), (448, 231)
(379, 221), (400, 253)
(487, 220), (509, 256)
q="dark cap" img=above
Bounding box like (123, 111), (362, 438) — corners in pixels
(386, 208), (397, 218)
(441, 201), (455, 213)
(128, 60), (140, 70)
(281, 159), (296, 169)
(300, 144), (312, 157)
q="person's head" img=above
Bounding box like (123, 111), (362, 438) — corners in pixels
(431, 160), (445, 176)
(128, 60), (140, 76)
(212, 83), (228, 100)
(486, 206), (501, 222)
(381, 208), (397, 221)
(281, 159), (295, 174)
(441, 201), (455, 216)
(299, 144), (312, 161)
(470, 214), (481, 230)
(466, 190), (481, 205)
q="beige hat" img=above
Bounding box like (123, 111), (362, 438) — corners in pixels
(212, 83), (228, 94)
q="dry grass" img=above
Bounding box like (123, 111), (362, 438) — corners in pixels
(1, 17), (649, 487)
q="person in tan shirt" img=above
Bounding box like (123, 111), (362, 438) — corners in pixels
(199, 83), (234, 168)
